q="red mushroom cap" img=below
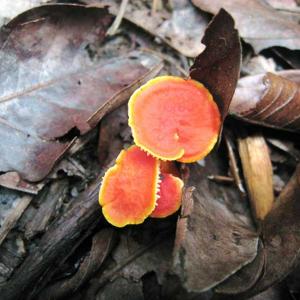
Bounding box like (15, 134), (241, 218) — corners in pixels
(128, 76), (221, 163)
(99, 145), (160, 227)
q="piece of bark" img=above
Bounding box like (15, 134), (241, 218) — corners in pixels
(173, 153), (258, 292)
(24, 179), (69, 240)
(230, 71), (300, 132)
(38, 228), (116, 300)
(0, 234), (26, 283)
(0, 170), (104, 300)
(190, 8), (241, 122)
(0, 191), (32, 246)
(238, 133), (274, 221)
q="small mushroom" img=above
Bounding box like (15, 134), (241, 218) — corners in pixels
(128, 76), (221, 163)
(99, 145), (160, 227)
(151, 172), (183, 218)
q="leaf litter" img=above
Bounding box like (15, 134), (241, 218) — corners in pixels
(0, 1), (300, 299)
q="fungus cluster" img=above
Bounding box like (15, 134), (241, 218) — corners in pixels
(99, 76), (221, 227)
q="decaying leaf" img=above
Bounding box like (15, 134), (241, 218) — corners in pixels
(192, 0), (300, 52)
(0, 4), (162, 182)
(215, 164), (300, 298)
(246, 164), (300, 296)
(230, 71), (300, 132)
(238, 133), (274, 221)
(215, 240), (265, 294)
(190, 8), (241, 121)
(88, 0), (209, 57)
(0, 172), (44, 194)
(173, 153), (258, 292)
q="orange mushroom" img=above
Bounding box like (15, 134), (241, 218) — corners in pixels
(151, 173), (183, 218)
(99, 145), (160, 227)
(128, 76), (221, 162)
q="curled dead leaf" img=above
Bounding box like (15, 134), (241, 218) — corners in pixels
(190, 8), (241, 122)
(230, 71), (300, 132)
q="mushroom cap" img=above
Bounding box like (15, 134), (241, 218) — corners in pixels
(99, 145), (160, 227)
(151, 173), (183, 218)
(128, 76), (221, 162)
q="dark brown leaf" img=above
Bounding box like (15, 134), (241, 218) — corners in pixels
(215, 240), (265, 294)
(246, 164), (300, 296)
(173, 153), (258, 292)
(217, 164), (300, 298)
(0, 4), (162, 182)
(230, 71), (300, 132)
(192, 0), (300, 52)
(190, 9), (241, 121)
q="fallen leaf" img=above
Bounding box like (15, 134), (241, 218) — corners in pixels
(190, 8), (241, 122)
(0, 4), (162, 182)
(217, 164), (300, 298)
(230, 71), (300, 132)
(246, 164), (300, 296)
(0, 172), (44, 194)
(192, 0), (300, 52)
(88, 0), (209, 57)
(173, 153), (258, 292)
(215, 240), (265, 294)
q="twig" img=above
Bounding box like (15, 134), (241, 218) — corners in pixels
(106, 0), (129, 36)
(208, 175), (234, 183)
(152, 0), (163, 14)
(224, 132), (246, 197)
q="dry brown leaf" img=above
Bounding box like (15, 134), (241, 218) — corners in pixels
(190, 8), (241, 122)
(238, 133), (274, 221)
(173, 154), (258, 292)
(230, 71), (300, 132)
(192, 0), (300, 52)
(0, 4), (162, 183)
